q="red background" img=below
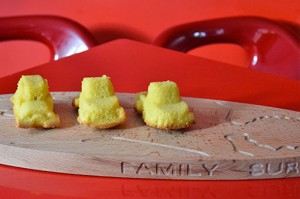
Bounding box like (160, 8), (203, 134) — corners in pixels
(1, 0), (300, 71)
(0, 1), (299, 199)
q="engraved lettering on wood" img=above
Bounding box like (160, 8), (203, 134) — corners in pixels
(286, 162), (299, 174)
(250, 162), (299, 177)
(187, 164), (201, 177)
(156, 164), (176, 176)
(179, 164), (185, 176)
(266, 162), (283, 176)
(203, 164), (219, 176)
(121, 162), (134, 174)
(250, 163), (264, 176)
(121, 162), (220, 177)
(136, 163), (155, 175)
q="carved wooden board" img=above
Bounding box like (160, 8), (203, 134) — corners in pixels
(0, 92), (299, 180)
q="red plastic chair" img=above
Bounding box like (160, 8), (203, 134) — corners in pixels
(154, 16), (300, 80)
(0, 15), (98, 60)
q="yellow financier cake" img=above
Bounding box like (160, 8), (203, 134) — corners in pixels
(10, 75), (60, 128)
(75, 75), (126, 128)
(134, 81), (195, 130)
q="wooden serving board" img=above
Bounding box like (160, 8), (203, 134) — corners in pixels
(0, 92), (299, 180)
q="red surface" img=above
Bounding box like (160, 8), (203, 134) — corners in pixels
(0, 39), (299, 198)
(0, 1), (300, 198)
(153, 16), (300, 80)
(0, 15), (97, 62)
(0, 165), (299, 199)
(1, 0), (300, 72)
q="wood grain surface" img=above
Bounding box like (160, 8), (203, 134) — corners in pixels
(0, 92), (299, 180)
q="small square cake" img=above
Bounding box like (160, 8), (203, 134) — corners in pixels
(10, 75), (60, 128)
(75, 75), (126, 129)
(134, 81), (194, 130)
